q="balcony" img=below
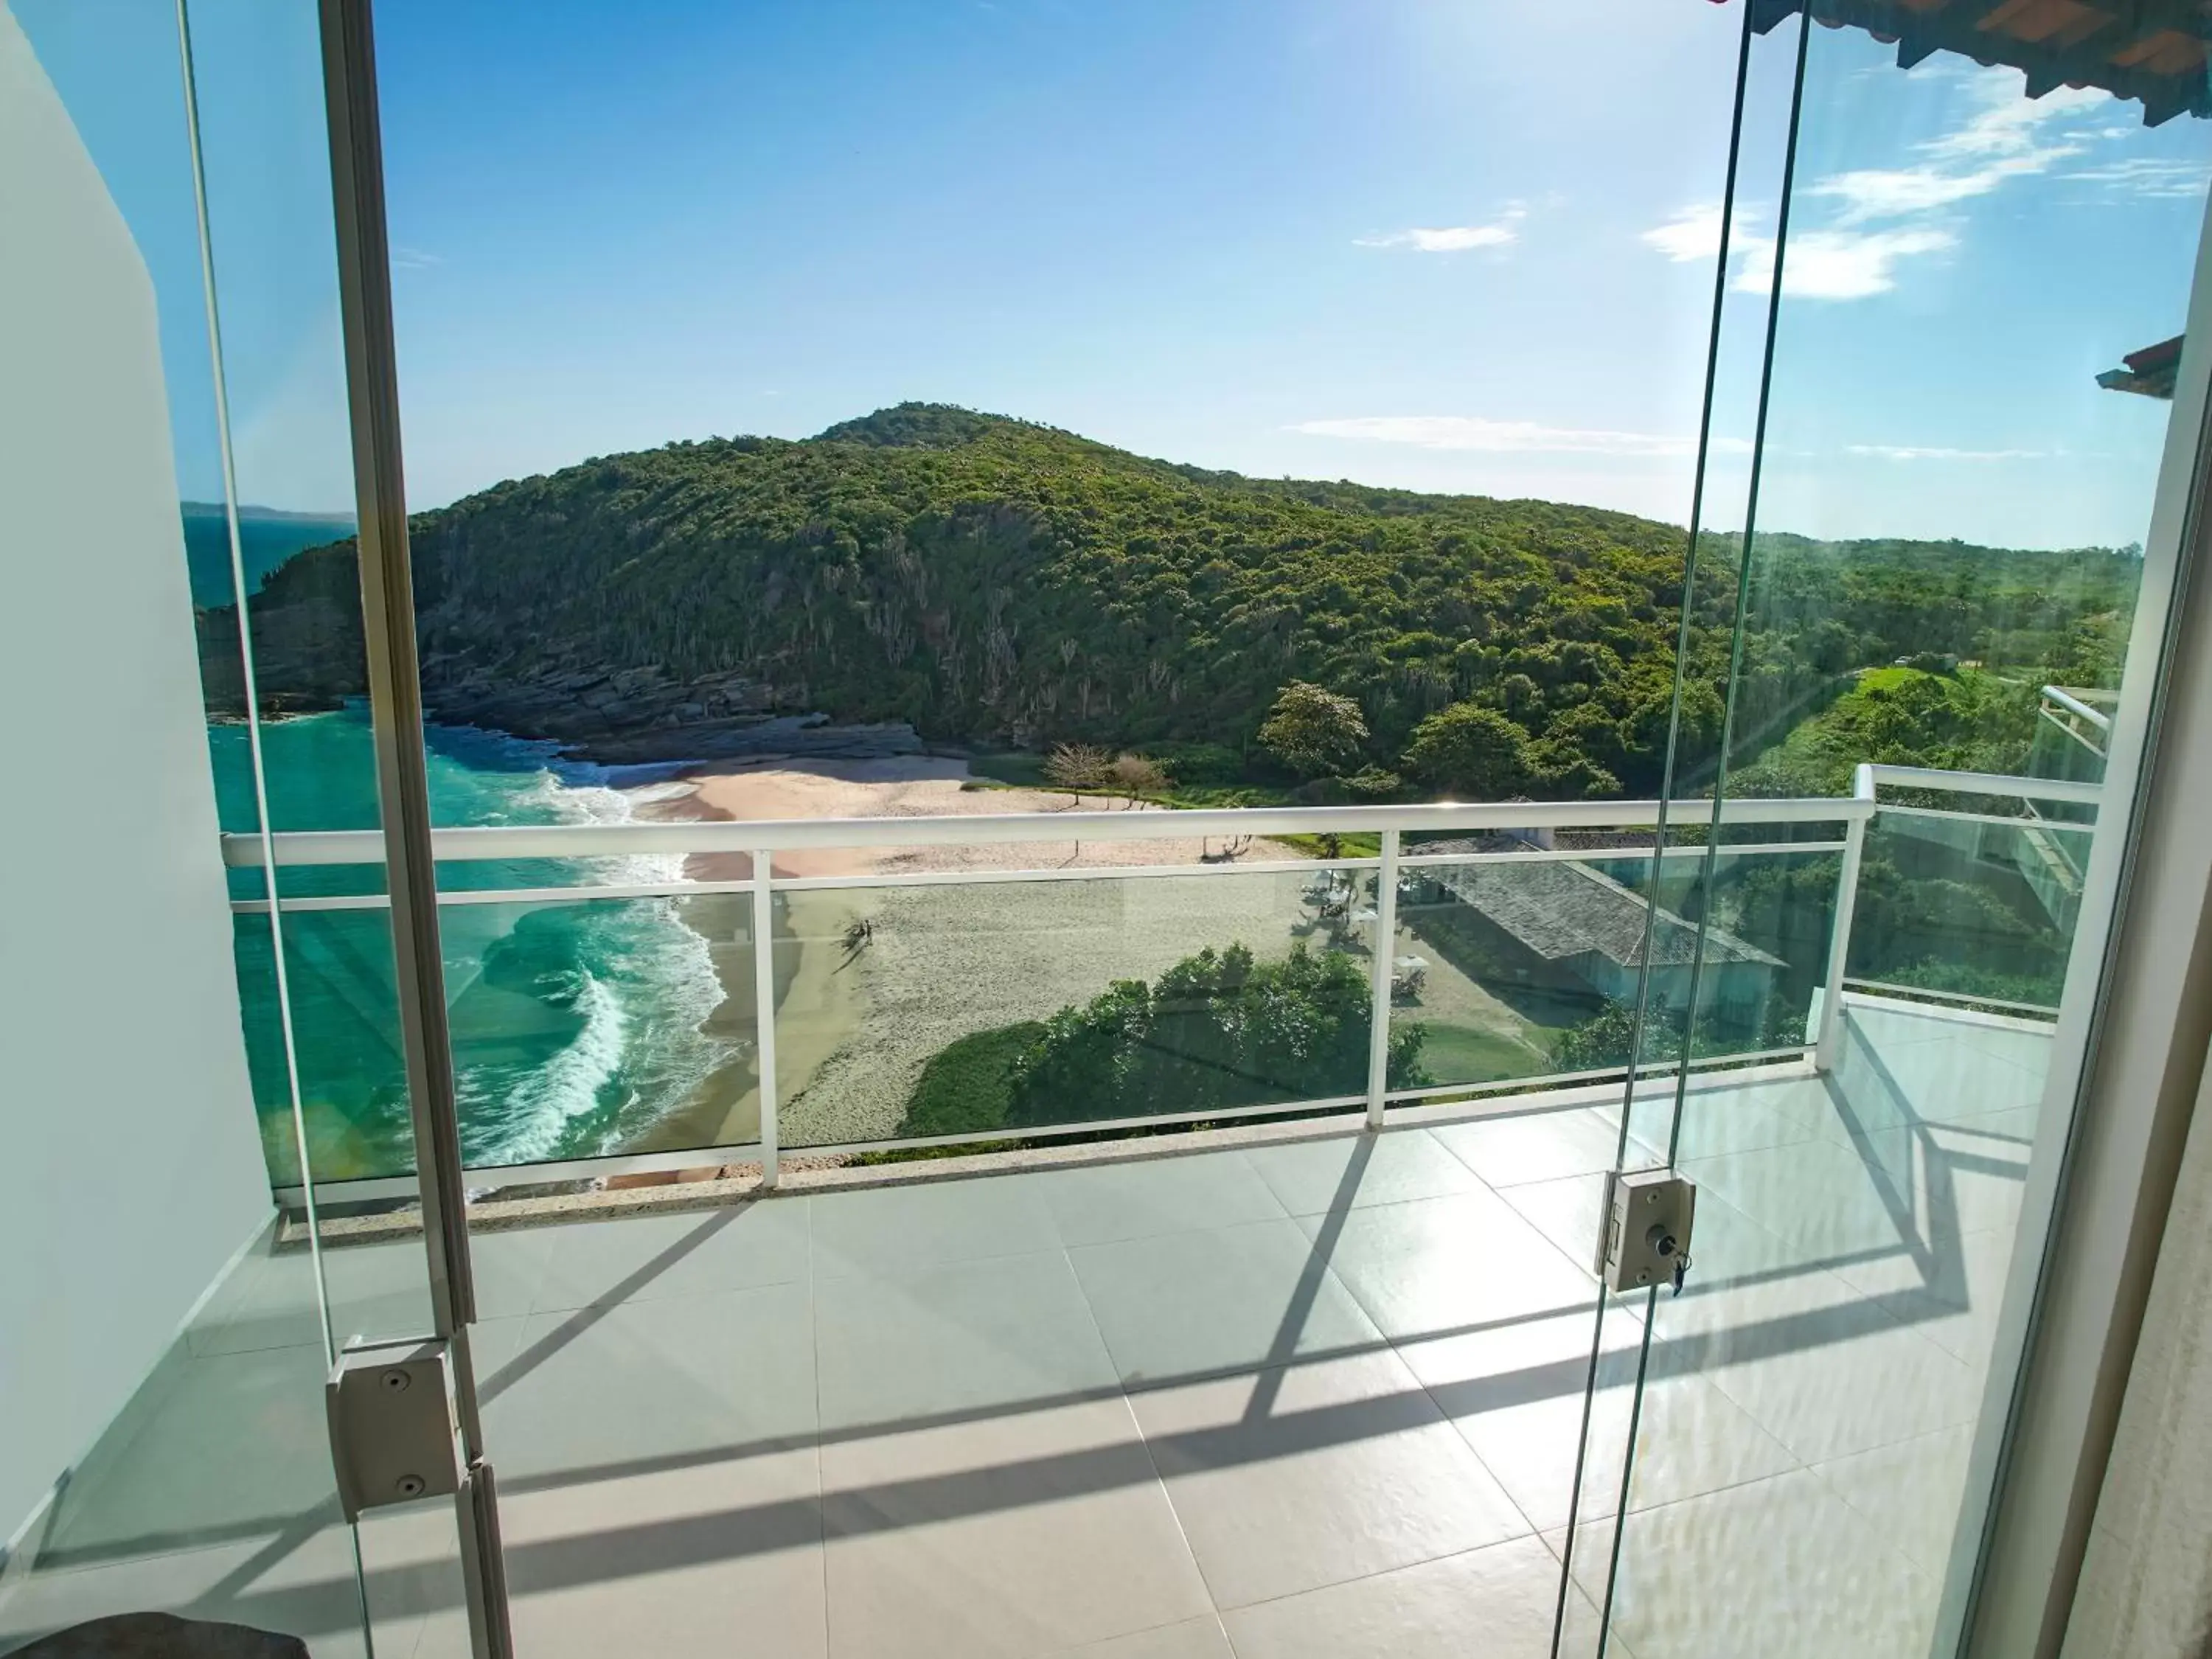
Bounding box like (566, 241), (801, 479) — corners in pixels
(1, 773), (2065, 1659)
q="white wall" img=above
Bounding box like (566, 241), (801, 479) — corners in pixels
(0, 3), (275, 1548)
(2067, 1045), (2212, 1657)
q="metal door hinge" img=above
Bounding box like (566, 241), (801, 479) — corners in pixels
(1596, 1168), (1697, 1295)
(326, 1335), (462, 1520)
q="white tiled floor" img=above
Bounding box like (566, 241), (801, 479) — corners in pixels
(0, 998), (2048, 1659)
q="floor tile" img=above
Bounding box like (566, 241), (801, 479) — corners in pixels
(1033, 1150), (1287, 1248)
(1220, 1534), (1579, 1659)
(1427, 1109), (1624, 1188)
(1837, 1002), (1954, 1058)
(528, 1198), (810, 1312)
(1664, 1075), (1829, 1161)
(821, 1397), (1211, 1659)
(482, 1282), (815, 1481)
(0, 1525), (375, 1657)
(1294, 1188), (1596, 1343)
(1040, 1615), (1234, 1658)
(187, 1227), (550, 1357)
(1670, 1279), (1981, 1466)
(1828, 1019), (2049, 1138)
(502, 1459), (826, 1659)
(1811, 1424), (1977, 1576)
(1492, 1171), (1610, 1273)
(1399, 1301), (1795, 1534)
(1573, 1469), (1941, 1659)
(37, 1343), (340, 1566)
(184, 1232), (408, 1357)
(1684, 1135), (1952, 1260)
(1128, 1349), (1530, 1608)
(1243, 1130), (1480, 1217)
(815, 1249), (1119, 1433)
(1828, 1225), (2022, 1371)
(352, 1501), (473, 1640)
(1067, 1219), (1382, 1388)
(1863, 1112), (2034, 1240)
(811, 1174), (1062, 1278)
(1700, 1105), (2026, 1266)
(1957, 1021), (2058, 1082)
(15, 995), (2038, 1659)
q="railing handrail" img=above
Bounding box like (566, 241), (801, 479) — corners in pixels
(1865, 763), (2104, 807)
(2041, 684), (2116, 731)
(220, 791), (1876, 868)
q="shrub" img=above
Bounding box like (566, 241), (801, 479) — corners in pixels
(1043, 742), (1113, 796)
(1003, 942), (1428, 1125)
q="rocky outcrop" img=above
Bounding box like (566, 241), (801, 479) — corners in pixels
(417, 657), (920, 762)
(199, 599), (921, 762)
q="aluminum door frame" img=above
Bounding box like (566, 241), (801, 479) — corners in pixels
(318, 1), (514, 1652)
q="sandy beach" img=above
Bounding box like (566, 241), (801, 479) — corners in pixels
(619, 755), (1346, 1150)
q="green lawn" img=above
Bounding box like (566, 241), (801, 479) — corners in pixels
(1404, 1020), (1554, 1087)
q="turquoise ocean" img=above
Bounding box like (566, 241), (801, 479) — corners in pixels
(210, 710), (732, 1184)
(188, 507), (735, 1183)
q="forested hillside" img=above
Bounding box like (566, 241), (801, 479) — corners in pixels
(204, 403), (2140, 795)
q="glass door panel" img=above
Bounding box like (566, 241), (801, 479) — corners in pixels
(1568, 6), (2212, 1655)
(185, 0), (499, 1649)
(1545, 7), (1812, 1650)
(0, 3), (382, 1655)
(354, 3), (1780, 1655)
(1, 2), (500, 1655)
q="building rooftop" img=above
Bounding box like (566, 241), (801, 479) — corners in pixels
(1751, 0), (2212, 126)
(1426, 857), (1787, 971)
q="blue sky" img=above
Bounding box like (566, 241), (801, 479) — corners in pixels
(18, 0), (2212, 548)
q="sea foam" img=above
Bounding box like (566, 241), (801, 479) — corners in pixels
(456, 754), (733, 1168)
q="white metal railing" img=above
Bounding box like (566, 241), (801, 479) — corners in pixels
(228, 768), (2101, 1197)
(219, 793), (1867, 869)
(2041, 683), (2115, 737)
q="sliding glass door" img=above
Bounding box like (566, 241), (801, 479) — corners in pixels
(0, 1), (505, 1655)
(1560, 7), (2212, 1655)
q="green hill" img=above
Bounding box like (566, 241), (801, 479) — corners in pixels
(201, 403), (2140, 792)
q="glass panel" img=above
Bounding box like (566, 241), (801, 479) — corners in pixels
(1579, 7), (2212, 1655)
(1542, 8), (1810, 1646)
(335, 0), (1892, 1651)
(442, 891), (750, 1170)
(1849, 812), (2090, 1012)
(1390, 842), (1842, 1093)
(0, 4), (392, 1656)
(780, 863), (1380, 1147)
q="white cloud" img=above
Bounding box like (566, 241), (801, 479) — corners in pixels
(1357, 205), (1525, 252)
(1847, 443), (2045, 462)
(1732, 227), (1956, 300)
(2063, 156), (2212, 200)
(391, 246), (444, 271)
(1931, 80), (2105, 162)
(1811, 79), (2104, 223)
(1644, 204), (1729, 262)
(1290, 414), (1750, 459)
(1641, 72), (2121, 304)
(1812, 161), (2039, 220)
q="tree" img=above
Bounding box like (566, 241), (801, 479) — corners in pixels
(1259, 681), (1368, 778)
(1043, 742), (1112, 802)
(1107, 752), (1171, 805)
(1552, 1001), (1664, 1072)
(1001, 942), (1429, 1126)
(1402, 703), (1535, 799)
